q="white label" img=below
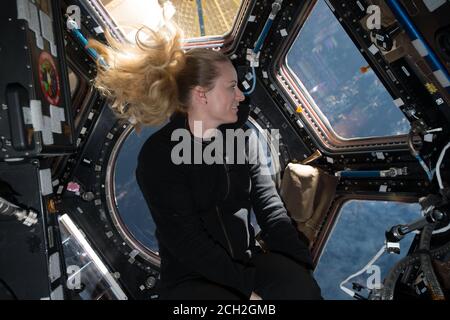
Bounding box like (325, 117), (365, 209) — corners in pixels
(379, 185), (388, 192)
(368, 44), (379, 55)
(356, 1), (365, 11)
(50, 105), (62, 133)
(376, 152), (385, 160)
(434, 70), (450, 88)
(28, 2), (41, 35)
(39, 10), (54, 44)
(22, 107), (32, 124)
(129, 249), (139, 259)
(50, 43), (58, 58)
(401, 66), (410, 77)
(326, 157), (334, 164)
(250, 60), (259, 68)
(50, 104), (66, 122)
(42, 116), (54, 145)
(393, 98), (404, 107)
(423, 0), (446, 12)
(248, 15), (256, 22)
(51, 119), (62, 134)
(39, 168), (53, 196)
(49, 252), (61, 282)
(58, 106), (65, 122)
(242, 80), (250, 90)
(280, 29), (288, 37)
(50, 104), (62, 120)
(50, 285), (64, 300)
(94, 26), (104, 34)
(36, 35), (44, 50)
(17, 0), (30, 21)
(412, 39), (427, 57)
(424, 134), (433, 142)
(30, 100), (44, 131)
(262, 71), (268, 78)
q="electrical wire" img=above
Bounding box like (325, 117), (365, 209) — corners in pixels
(436, 141), (450, 190)
(339, 245), (385, 298)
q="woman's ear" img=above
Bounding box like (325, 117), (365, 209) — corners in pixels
(193, 86), (208, 105)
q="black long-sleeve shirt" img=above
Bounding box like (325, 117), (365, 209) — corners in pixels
(136, 112), (312, 298)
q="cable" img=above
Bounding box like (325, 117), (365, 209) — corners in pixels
(407, 132), (434, 181)
(436, 141), (450, 190)
(414, 154), (435, 181)
(339, 245), (385, 298)
(244, 0), (283, 96)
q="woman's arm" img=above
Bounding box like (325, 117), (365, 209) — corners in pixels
(248, 133), (313, 268)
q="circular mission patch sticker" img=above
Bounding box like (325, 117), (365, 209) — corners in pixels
(38, 51), (61, 105)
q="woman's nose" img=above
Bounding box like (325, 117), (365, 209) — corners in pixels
(236, 88), (245, 101)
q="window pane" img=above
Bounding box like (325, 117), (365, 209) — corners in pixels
(172, 0), (242, 38)
(314, 200), (421, 300)
(101, 0), (242, 39)
(286, 0), (411, 139)
(115, 126), (161, 253)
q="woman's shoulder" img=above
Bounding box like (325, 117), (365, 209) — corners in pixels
(137, 119), (184, 166)
(139, 128), (171, 160)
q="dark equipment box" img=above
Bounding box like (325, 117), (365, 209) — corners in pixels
(0, 0), (75, 159)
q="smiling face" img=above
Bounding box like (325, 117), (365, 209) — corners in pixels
(203, 61), (245, 126)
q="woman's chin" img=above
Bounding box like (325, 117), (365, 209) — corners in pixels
(230, 115), (239, 123)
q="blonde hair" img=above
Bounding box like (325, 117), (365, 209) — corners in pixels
(88, 25), (230, 127)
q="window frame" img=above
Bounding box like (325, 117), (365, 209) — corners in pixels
(274, 0), (411, 153)
(65, 57), (92, 131)
(49, 54), (93, 180)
